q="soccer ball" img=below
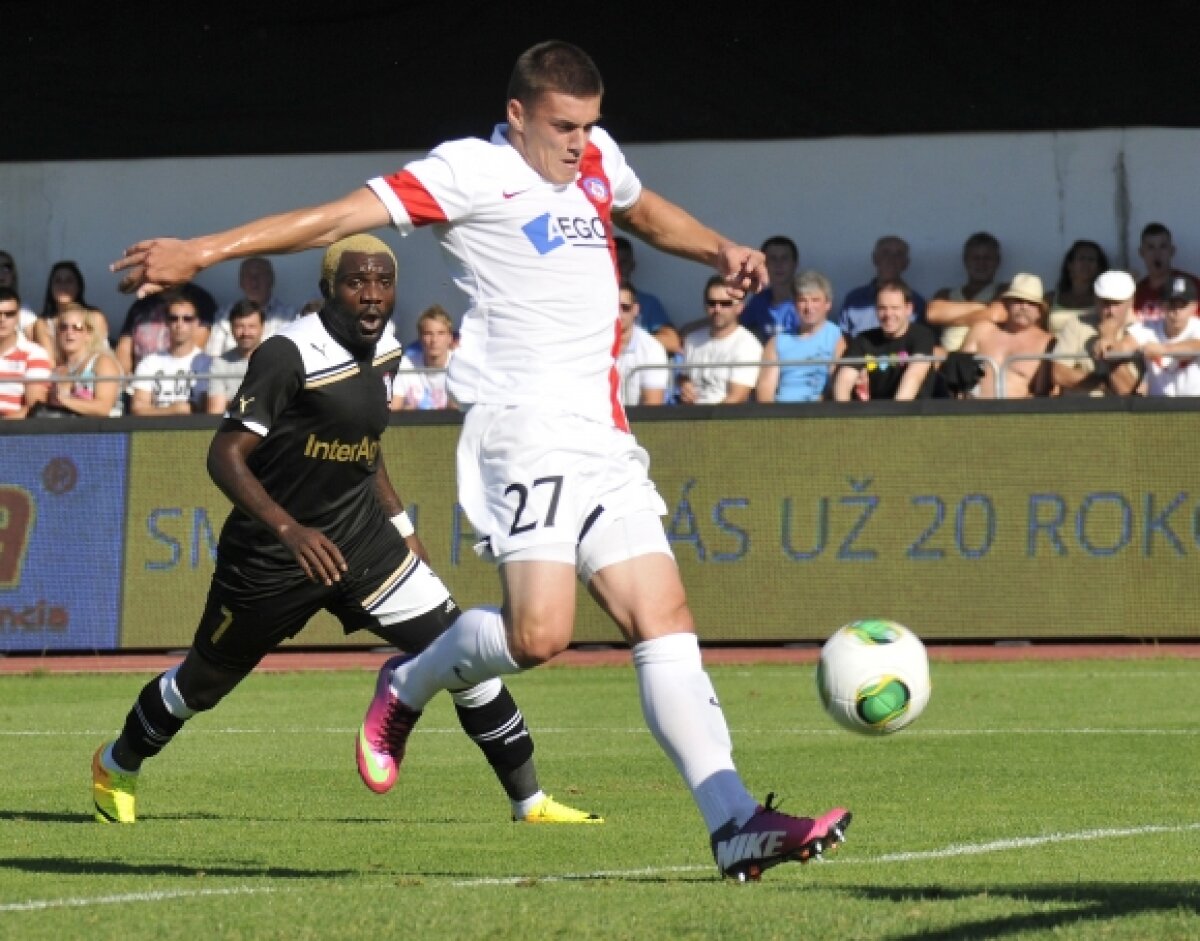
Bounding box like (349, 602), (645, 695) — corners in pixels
(815, 619), (931, 735)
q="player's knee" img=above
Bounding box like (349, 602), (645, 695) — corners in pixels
(175, 653), (249, 712)
(506, 617), (572, 666)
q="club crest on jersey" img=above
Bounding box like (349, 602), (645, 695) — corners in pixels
(581, 176), (610, 203)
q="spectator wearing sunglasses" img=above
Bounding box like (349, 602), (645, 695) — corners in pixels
(678, 275), (763, 405)
(129, 291), (212, 415)
(0, 287), (52, 418)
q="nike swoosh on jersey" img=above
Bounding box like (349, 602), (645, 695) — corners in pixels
(502, 188), (531, 199)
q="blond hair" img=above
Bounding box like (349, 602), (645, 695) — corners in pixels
(321, 235), (397, 287)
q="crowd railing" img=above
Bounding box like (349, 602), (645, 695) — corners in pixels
(0, 349), (1175, 418)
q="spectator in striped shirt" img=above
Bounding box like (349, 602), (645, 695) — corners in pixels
(0, 287), (53, 418)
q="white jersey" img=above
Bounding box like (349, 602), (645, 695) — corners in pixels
(396, 348), (453, 410)
(131, 347), (210, 408)
(616, 325), (669, 405)
(1128, 317), (1200, 396)
(682, 325), (764, 404)
(367, 124), (642, 429)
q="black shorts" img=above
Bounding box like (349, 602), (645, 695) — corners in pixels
(191, 523), (453, 672)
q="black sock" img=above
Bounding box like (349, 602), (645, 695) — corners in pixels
(455, 685), (537, 801)
(113, 674), (186, 770)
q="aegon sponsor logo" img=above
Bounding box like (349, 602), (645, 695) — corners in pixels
(522, 213), (607, 255)
(303, 434), (380, 464)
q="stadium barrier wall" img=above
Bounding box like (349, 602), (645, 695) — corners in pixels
(2, 398), (1198, 652)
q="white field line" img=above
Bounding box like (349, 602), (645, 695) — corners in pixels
(450, 822), (1200, 887)
(3, 726), (1200, 738)
(865, 822), (1200, 863)
(4, 823), (1197, 909)
(0, 885), (278, 913)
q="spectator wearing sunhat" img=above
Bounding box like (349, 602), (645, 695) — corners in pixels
(1127, 274), (1200, 396)
(956, 272), (1057, 399)
(1052, 270), (1142, 396)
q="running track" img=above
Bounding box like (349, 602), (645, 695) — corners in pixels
(2, 642), (1198, 674)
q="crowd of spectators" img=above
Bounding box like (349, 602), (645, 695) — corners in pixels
(3, 221), (1200, 420)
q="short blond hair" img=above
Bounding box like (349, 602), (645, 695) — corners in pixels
(321, 235), (396, 288)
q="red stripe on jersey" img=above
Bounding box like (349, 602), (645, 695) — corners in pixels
(607, 318), (629, 433)
(379, 169), (449, 226)
(576, 142), (628, 432)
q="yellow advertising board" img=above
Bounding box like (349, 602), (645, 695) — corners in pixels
(112, 408), (1200, 649)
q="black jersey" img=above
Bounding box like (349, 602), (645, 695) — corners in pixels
(216, 314), (405, 569)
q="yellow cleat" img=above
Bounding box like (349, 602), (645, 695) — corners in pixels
(515, 794), (604, 824)
(92, 743), (138, 823)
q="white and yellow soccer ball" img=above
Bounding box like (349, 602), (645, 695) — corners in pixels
(816, 619), (931, 735)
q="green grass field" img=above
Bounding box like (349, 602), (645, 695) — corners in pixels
(1, 658), (1198, 940)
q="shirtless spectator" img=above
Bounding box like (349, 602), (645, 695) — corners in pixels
(1052, 270), (1142, 397)
(678, 276), (763, 405)
(832, 279), (936, 401)
(959, 273), (1057, 398)
(1133, 223), (1200, 324)
(1127, 275), (1200, 396)
(615, 282), (669, 406)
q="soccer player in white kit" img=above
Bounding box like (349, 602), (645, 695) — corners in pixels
(112, 40), (850, 881)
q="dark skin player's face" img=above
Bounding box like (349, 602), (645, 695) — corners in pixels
(324, 251), (396, 345)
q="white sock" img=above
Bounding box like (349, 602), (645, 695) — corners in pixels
(102, 743), (138, 776)
(632, 633), (758, 834)
(392, 607), (521, 709)
(511, 790), (548, 819)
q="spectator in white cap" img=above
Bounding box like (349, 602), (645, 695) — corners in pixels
(958, 272), (1057, 398)
(1052, 270), (1142, 396)
(1127, 274), (1200, 396)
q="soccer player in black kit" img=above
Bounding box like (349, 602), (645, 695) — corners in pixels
(92, 235), (600, 826)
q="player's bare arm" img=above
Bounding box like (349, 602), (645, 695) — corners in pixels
(926, 297), (1007, 326)
(614, 188), (767, 295)
(111, 187), (391, 297)
(206, 427), (348, 585)
(373, 454), (430, 564)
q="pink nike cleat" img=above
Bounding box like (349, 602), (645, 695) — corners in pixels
(356, 654), (422, 794)
(710, 794), (851, 882)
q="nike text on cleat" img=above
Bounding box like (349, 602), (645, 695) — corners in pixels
(356, 654), (422, 794)
(710, 794), (851, 882)
(515, 794), (604, 824)
(92, 742), (138, 824)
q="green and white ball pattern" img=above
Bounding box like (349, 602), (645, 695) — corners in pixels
(816, 619), (931, 735)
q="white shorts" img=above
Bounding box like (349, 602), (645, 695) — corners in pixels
(362, 551), (455, 627)
(456, 405), (672, 575)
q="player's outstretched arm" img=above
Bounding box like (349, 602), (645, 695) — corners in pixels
(111, 187), (392, 297)
(614, 188), (767, 295)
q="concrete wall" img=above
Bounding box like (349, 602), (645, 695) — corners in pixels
(2, 127), (1198, 344)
